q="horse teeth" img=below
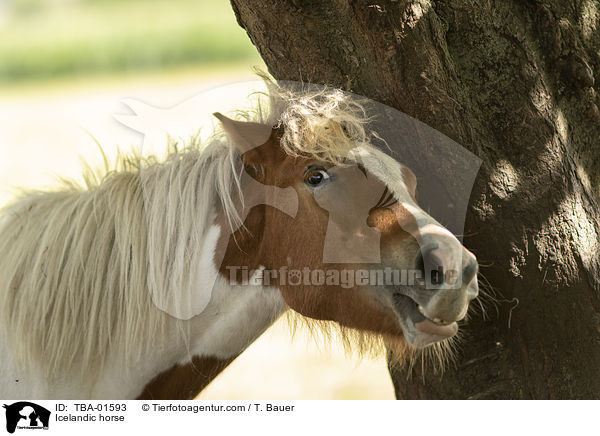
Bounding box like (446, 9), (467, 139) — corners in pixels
(432, 317), (451, 325)
(417, 305), (449, 324)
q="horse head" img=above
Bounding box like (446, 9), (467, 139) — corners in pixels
(215, 112), (479, 351)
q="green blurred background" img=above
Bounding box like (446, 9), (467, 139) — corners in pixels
(0, 0), (262, 85)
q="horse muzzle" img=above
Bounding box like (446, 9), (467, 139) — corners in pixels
(389, 243), (479, 347)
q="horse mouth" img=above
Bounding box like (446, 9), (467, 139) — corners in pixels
(392, 293), (458, 347)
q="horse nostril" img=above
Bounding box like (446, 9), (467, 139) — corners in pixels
(414, 243), (444, 286)
(462, 257), (478, 284)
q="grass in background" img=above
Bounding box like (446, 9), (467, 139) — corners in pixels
(0, 0), (262, 84)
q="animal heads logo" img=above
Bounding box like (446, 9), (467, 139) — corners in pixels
(115, 79), (482, 321)
(3, 402), (50, 434)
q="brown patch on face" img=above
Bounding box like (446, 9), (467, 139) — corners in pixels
(367, 204), (411, 235)
(215, 129), (421, 340)
(136, 355), (235, 400)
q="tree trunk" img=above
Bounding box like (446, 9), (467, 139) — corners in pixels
(229, 0), (600, 399)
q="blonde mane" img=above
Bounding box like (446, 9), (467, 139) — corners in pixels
(0, 75), (383, 380)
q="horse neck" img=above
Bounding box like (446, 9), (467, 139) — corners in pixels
(0, 215), (286, 400)
(133, 275), (285, 399)
(132, 207), (286, 399)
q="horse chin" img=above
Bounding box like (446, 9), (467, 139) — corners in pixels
(391, 293), (458, 348)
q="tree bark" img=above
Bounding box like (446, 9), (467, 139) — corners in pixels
(229, 0), (600, 398)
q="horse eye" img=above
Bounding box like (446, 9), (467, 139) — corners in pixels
(305, 169), (329, 186)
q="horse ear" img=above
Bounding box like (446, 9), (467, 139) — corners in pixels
(213, 112), (272, 156)
(401, 165), (418, 201)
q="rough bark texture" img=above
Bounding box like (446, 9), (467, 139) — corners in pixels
(229, 0), (600, 398)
